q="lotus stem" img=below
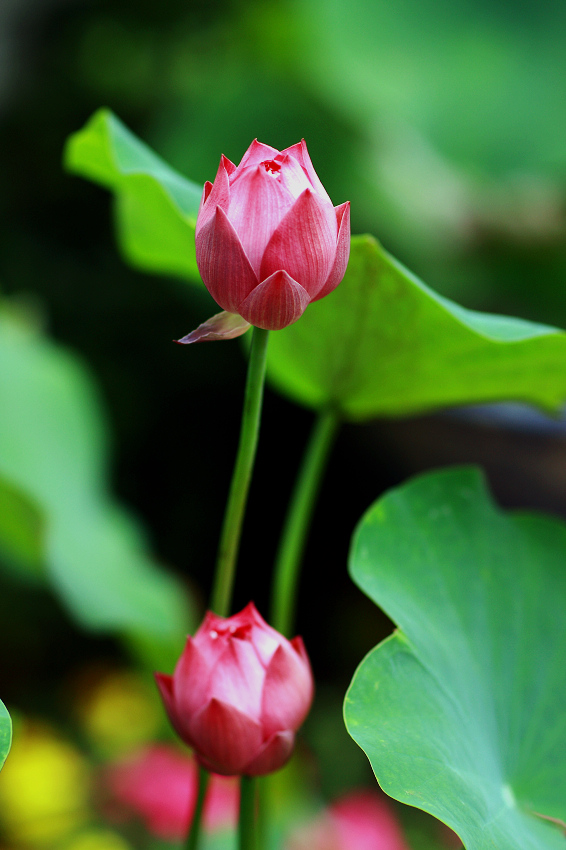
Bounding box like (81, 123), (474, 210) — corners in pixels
(210, 326), (270, 617)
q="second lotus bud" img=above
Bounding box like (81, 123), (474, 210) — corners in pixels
(155, 603), (314, 776)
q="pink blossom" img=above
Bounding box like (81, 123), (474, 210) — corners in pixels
(194, 139), (350, 332)
(103, 744), (238, 841)
(155, 603), (314, 776)
(286, 790), (411, 850)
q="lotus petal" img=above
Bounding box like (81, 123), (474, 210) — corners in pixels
(239, 271), (310, 330)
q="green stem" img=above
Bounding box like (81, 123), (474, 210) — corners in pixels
(238, 776), (257, 850)
(256, 776), (268, 850)
(270, 408), (340, 636)
(210, 327), (270, 617)
(185, 766), (209, 850)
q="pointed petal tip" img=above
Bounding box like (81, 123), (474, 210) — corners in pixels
(242, 730), (295, 776)
(196, 159), (231, 237)
(312, 200), (351, 302)
(154, 671), (173, 690)
(239, 271), (310, 330)
(239, 601), (269, 628)
(220, 154), (236, 174)
(238, 139), (281, 170)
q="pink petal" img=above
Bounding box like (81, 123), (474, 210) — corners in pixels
(249, 623), (281, 668)
(273, 153), (312, 200)
(238, 270), (310, 330)
(331, 791), (411, 850)
(196, 609), (229, 638)
(176, 311), (251, 344)
(312, 202), (350, 302)
(155, 671), (175, 714)
(219, 603), (279, 667)
(190, 698), (263, 776)
(227, 164), (296, 276)
(192, 611), (236, 667)
(155, 672), (192, 745)
(208, 638), (265, 721)
(195, 206), (258, 313)
(261, 643), (314, 737)
(290, 635), (311, 666)
(242, 730), (295, 776)
(198, 181), (213, 218)
(233, 601), (264, 627)
(193, 609), (254, 664)
(233, 603), (282, 667)
(236, 139), (280, 170)
(281, 140), (332, 204)
(216, 602), (265, 636)
(222, 156), (237, 176)
(105, 744), (196, 841)
(259, 189), (337, 298)
(195, 156), (231, 237)
(173, 638), (214, 720)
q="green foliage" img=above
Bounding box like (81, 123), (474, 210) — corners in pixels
(64, 109), (203, 282)
(0, 475), (45, 580)
(287, 0), (566, 176)
(267, 235), (566, 419)
(0, 303), (194, 667)
(345, 467), (566, 849)
(0, 701), (10, 771)
(64, 114), (566, 422)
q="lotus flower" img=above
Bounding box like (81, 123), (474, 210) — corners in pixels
(155, 603), (314, 776)
(103, 744), (238, 841)
(286, 790), (411, 850)
(181, 139), (350, 340)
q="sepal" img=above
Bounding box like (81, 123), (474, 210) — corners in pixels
(175, 311), (251, 343)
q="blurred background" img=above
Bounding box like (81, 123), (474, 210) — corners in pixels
(1, 0), (566, 846)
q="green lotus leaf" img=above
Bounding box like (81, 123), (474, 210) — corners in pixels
(64, 108), (202, 282)
(0, 303), (194, 667)
(267, 235), (566, 419)
(0, 701), (10, 772)
(0, 474), (45, 579)
(345, 466), (566, 849)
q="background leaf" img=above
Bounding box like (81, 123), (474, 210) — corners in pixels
(344, 466), (566, 849)
(0, 303), (194, 667)
(267, 235), (566, 419)
(64, 109), (203, 282)
(0, 475), (45, 580)
(0, 702), (10, 771)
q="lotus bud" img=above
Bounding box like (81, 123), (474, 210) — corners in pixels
(155, 603), (314, 776)
(179, 139), (350, 340)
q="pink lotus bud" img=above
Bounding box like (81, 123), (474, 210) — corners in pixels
(155, 603), (314, 776)
(195, 139), (350, 331)
(103, 744), (238, 841)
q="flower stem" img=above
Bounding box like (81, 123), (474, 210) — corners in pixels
(270, 408), (340, 636)
(238, 776), (257, 850)
(210, 327), (270, 617)
(185, 766), (209, 850)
